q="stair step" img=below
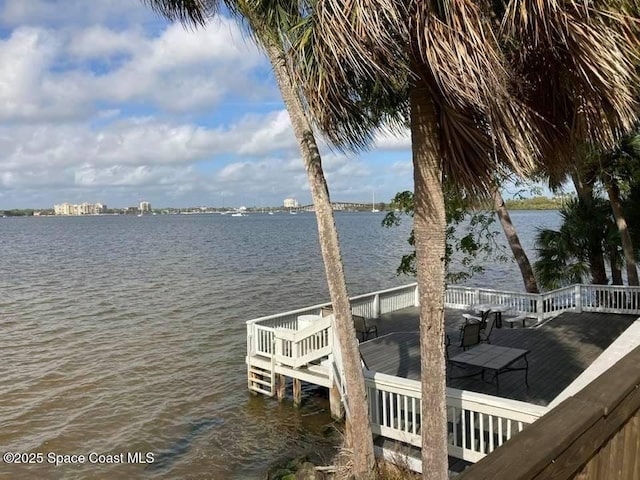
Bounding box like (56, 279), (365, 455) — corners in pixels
(250, 377), (273, 387)
(249, 386), (274, 396)
(249, 367), (271, 375)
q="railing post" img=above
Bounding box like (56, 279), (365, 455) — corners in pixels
(247, 324), (254, 356)
(475, 288), (481, 304)
(274, 332), (283, 362)
(575, 284), (582, 313)
(536, 295), (544, 323)
(373, 293), (380, 318)
(414, 285), (420, 307)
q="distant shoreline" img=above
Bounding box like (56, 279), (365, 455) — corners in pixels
(503, 196), (565, 211)
(2, 196), (567, 216)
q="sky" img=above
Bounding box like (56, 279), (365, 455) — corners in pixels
(0, 0), (419, 210)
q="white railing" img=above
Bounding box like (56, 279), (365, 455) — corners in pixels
(247, 284), (419, 357)
(273, 316), (332, 368)
(253, 325), (275, 357)
(540, 285), (577, 317)
(580, 284), (640, 315)
(445, 286), (539, 318)
(364, 371), (545, 463)
(248, 283), (640, 359)
(329, 317), (350, 418)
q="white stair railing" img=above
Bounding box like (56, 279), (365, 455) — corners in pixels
(273, 316), (333, 368)
(540, 285), (578, 318)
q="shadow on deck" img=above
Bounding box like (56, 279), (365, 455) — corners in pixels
(359, 308), (637, 405)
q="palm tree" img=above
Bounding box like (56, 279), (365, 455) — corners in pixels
(544, 159), (611, 285)
(142, 1), (376, 476)
(596, 129), (640, 285)
(290, 2), (640, 477)
(534, 198), (619, 290)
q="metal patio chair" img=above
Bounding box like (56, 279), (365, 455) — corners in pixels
(353, 315), (378, 342)
(459, 322), (481, 350)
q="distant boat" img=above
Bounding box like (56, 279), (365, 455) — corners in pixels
(372, 192), (380, 213)
(231, 212), (245, 217)
(268, 212), (274, 215)
(289, 209), (297, 215)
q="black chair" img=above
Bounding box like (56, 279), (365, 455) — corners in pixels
(353, 315), (378, 342)
(459, 313), (482, 341)
(459, 322), (481, 350)
(480, 314), (496, 344)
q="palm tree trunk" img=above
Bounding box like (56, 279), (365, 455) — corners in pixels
(605, 179), (639, 286)
(609, 246), (624, 285)
(410, 84), (449, 480)
(571, 171), (608, 284)
(263, 40), (375, 478)
(493, 190), (539, 293)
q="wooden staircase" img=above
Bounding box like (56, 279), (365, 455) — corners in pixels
(248, 363), (275, 396)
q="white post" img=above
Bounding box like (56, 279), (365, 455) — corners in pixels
(414, 285), (420, 307)
(373, 293), (380, 318)
(475, 288), (481, 304)
(274, 333), (282, 362)
(246, 324), (254, 356)
(537, 296), (544, 323)
(293, 337), (299, 361)
(575, 284), (582, 313)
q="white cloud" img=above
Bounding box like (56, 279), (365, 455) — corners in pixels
(74, 164), (196, 187)
(374, 128), (411, 150)
(388, 160), (412, 176)
(0, 1), (412, 209)
(0, 18), (266, 123)
(67, 26), (144, 59)
(238, 110), (297, 155)
(0, 0), (152, 27)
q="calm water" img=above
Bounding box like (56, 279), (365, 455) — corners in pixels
(0, 210), (560, 479)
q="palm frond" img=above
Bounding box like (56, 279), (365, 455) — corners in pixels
(501, 0), (640, 161)
(291, 0), (547, 195)
(288, 3), (409, 151)
(142, 0), (217, 26)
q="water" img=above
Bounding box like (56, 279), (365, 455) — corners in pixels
(0, 210), (560, 479)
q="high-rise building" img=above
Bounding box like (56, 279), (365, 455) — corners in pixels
(139, 201), (151, 213)
(54, 203), (74, 215)
(283, 198), (298, 208)
(54, 202), (107, 215)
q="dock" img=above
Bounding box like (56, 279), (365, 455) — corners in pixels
(245, 283), (640, 473)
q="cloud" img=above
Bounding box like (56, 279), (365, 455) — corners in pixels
(0, 1), (413, 209)
(374, 128), (411, 150)
(389, 160), (412, 176)
(67, 26), (144, 59)
(74, 164), (197, 187)
(0, 18), (266, 123)
(238, 110), (297, 155)
(0, 0), (153, 28)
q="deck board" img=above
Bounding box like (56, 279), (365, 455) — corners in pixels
(359, 308), (637, 406)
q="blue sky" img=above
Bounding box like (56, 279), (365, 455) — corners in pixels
(0, 0), (550, 209)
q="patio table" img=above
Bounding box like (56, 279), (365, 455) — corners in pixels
(472, 303), (511, 328)
(449, 344), (529, 392)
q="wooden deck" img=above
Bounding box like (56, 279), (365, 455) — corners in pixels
(359, 308), (637, 405)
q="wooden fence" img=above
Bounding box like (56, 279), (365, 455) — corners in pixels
(456, 346), (640, 480)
